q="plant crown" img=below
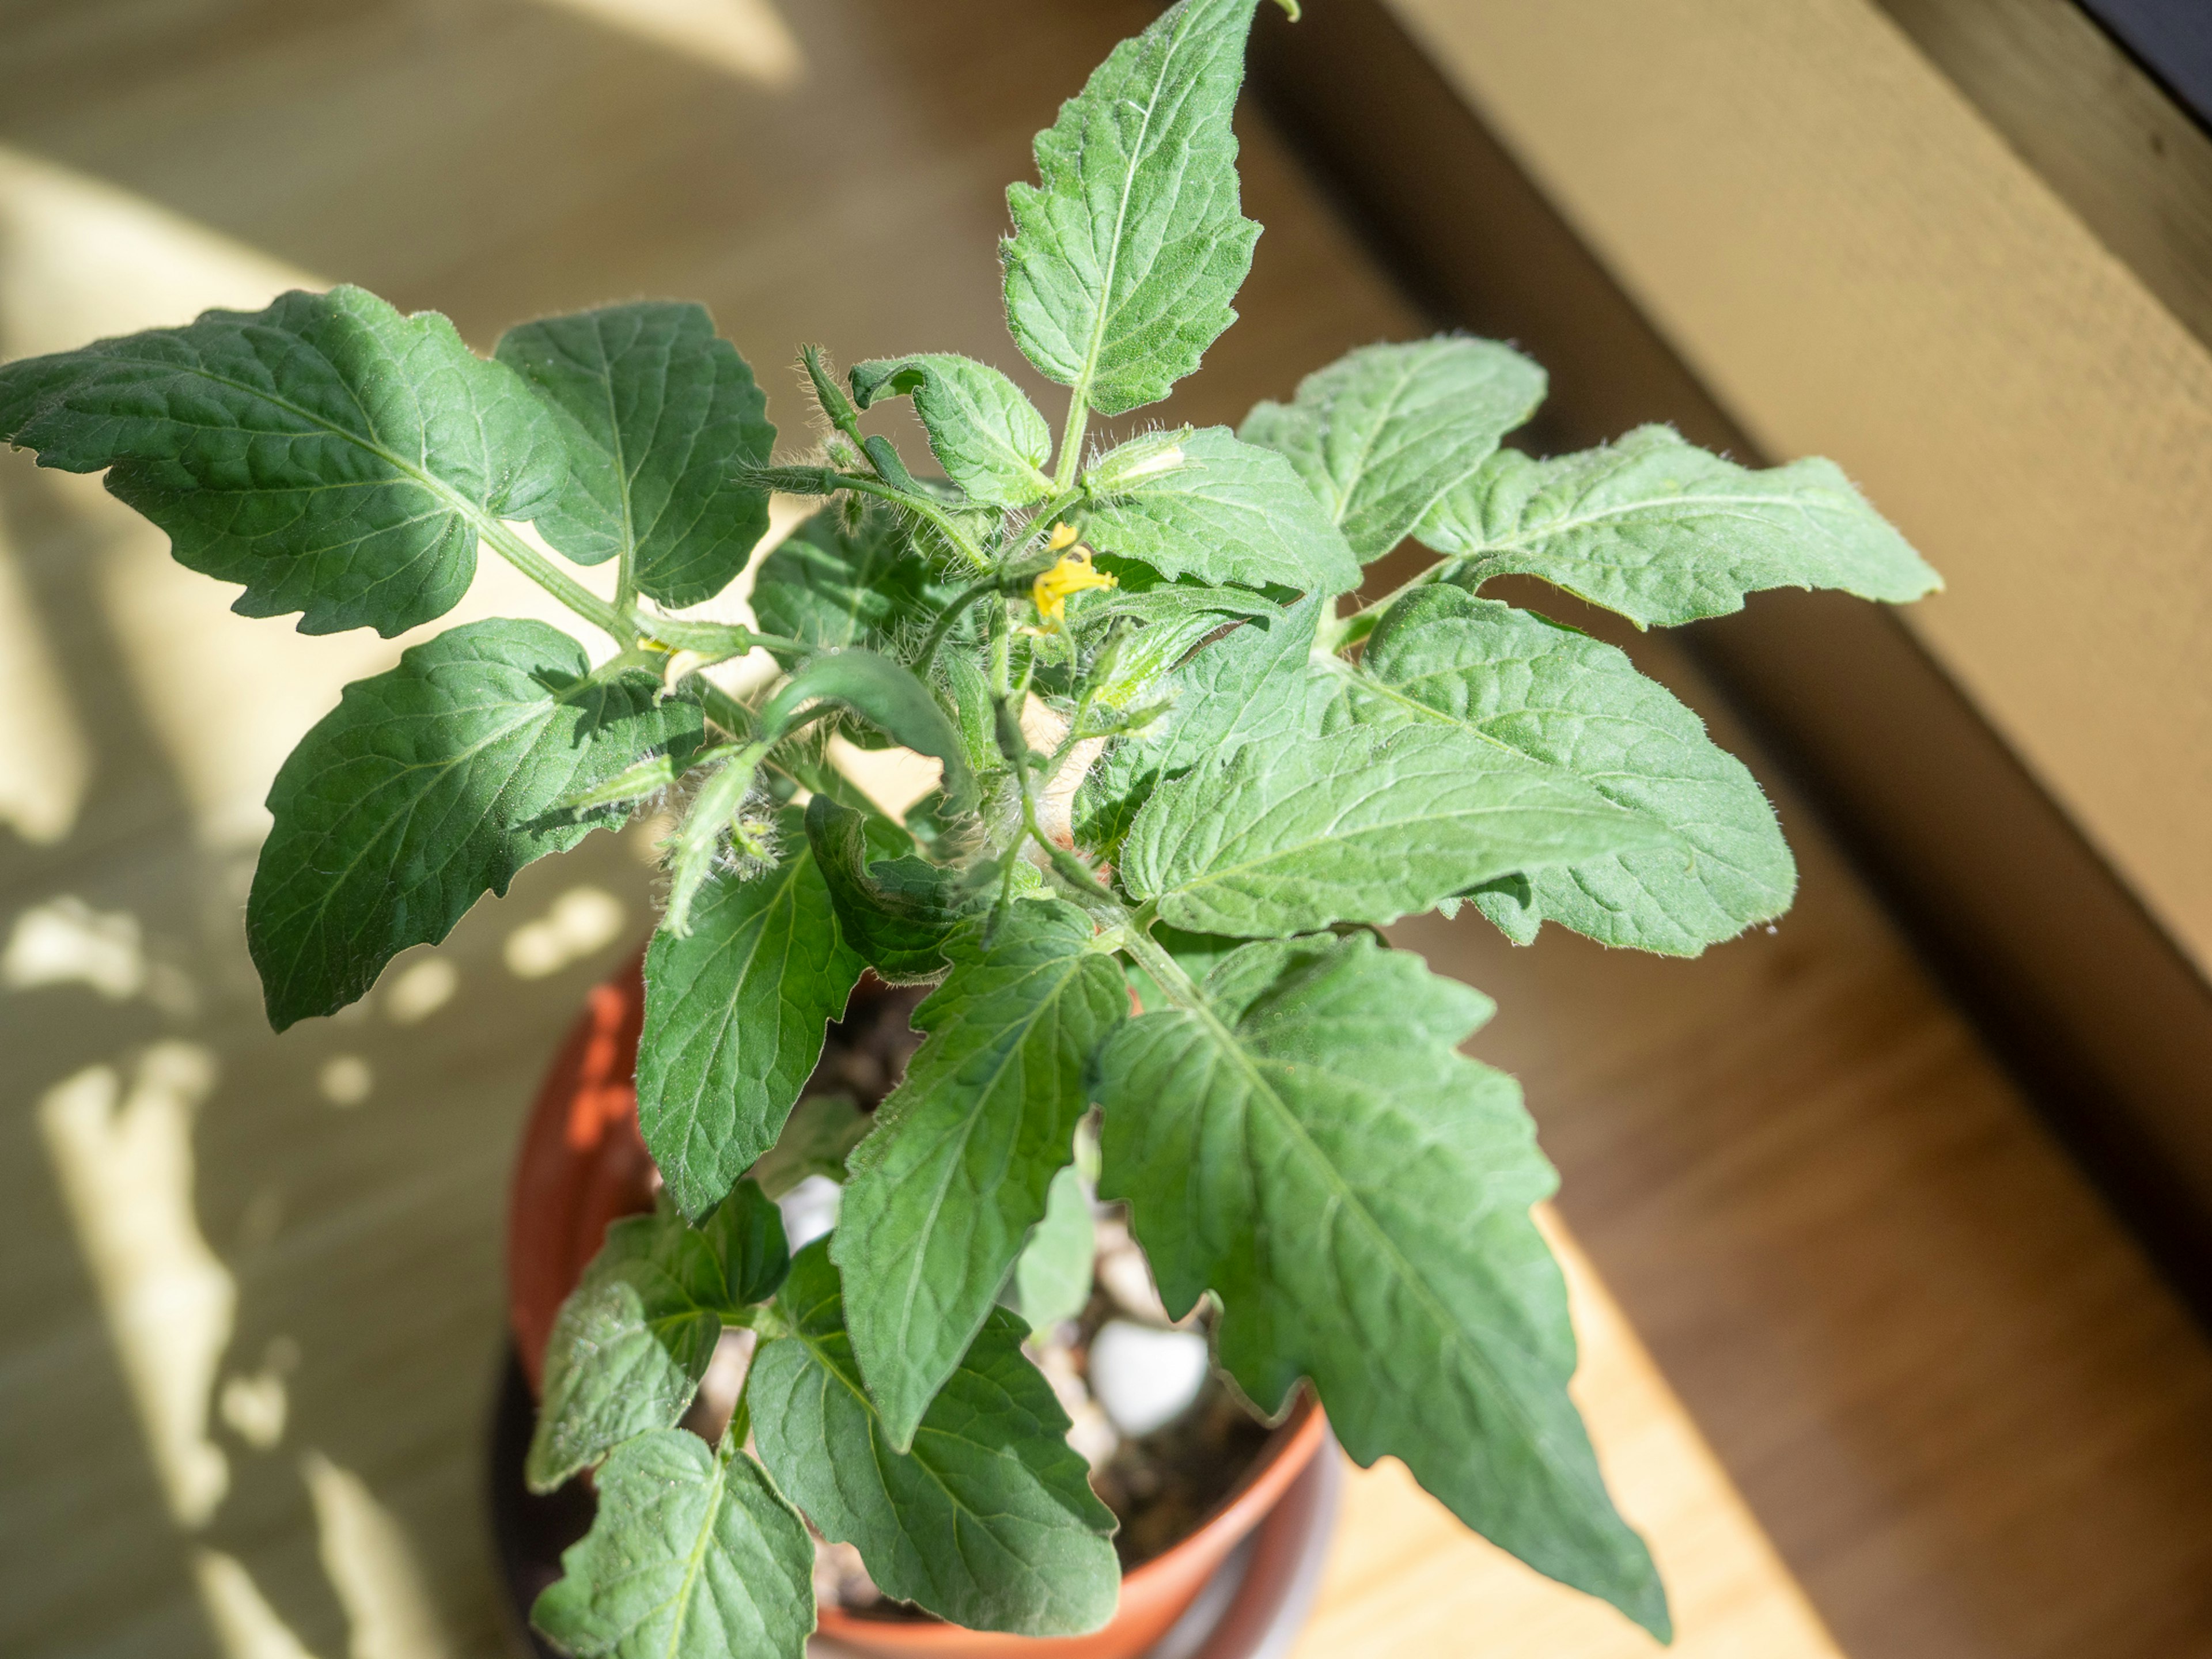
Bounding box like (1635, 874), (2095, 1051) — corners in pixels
(0, 1), (1938, 1650)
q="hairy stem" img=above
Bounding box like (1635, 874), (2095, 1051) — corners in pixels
(1051, 393), (1090, 493)
(833, 472), (991, 570)
(478, 518), (626, 638)
(915, 575), (1003, 677)
(1327, 558), (1456, 652)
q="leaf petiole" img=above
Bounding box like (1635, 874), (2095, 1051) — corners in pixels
(478, 517), (626, 638)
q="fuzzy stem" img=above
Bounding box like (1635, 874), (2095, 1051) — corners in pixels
(478, 518), (627, 639)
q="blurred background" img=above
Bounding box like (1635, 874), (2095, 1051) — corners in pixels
(3, 2), (2211, 1655)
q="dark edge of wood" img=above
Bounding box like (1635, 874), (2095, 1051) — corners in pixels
(1247, 0), (2212, 1324)
(1870, 0), (2212, 354)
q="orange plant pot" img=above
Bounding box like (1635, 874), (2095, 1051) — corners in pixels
(506, 961), (1330, 1659)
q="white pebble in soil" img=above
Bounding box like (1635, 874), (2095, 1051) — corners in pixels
(777, 1174), (842, 1249)
(1088, 1319), (1210, 1438)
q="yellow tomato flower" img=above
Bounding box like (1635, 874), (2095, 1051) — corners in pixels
(1032, 540), (1115, 624)
(1047, 521), (1081, 553)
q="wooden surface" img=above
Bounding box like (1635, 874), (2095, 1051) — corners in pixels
(1383, 0), (2212, 985)
(2, 3), (2210, 1657)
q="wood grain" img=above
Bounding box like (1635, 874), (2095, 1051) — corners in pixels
(1, 3), (2209, 1657)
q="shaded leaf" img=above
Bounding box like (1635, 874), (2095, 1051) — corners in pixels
(832, 901), (1126, 1447)
(749, 1243), (1120, 1635)
(248, 619), (700, 1029)
(748, 506), (956, 656)
(702, 1177), (792, 1310)
(803, 794), (972, 982)
(747, 1093), (872, 1200)
(1099, 933), (1668, 1638)
(525, 1209), (726, 1492)
(532, 1430), (815, 1659)
(761, 650), (976, 815)
(495, 301), (775, 605)
(639, 817), (866, 1219)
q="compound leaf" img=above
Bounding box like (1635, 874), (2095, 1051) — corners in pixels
(850, 354), (1054, 506)
(495, 301), (775, 607)
(832, 901), (1126, 1448)
(1419, 424), (1941, 626)
(1099, 932), (1668, 1638)
(749, 1243), (1120, 1635)
(248, 619), (700, 1029)
(639, 816), (865, 1220)
(0, 285), (562, 636)
(1340, 585), (1794, 952)
(1240, 336), (1545, 563)
(1002, 0), (1263, 415)
(1120, 723), (1675, 937)
(532, 1430), (815, 1659)
(1081, 427), (1359, 594)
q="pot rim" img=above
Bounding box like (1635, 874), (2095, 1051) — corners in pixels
(812, 1391), (1327, 1649)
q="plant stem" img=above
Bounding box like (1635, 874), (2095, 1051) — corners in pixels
(1108, 906), (1207, 1016)
(915, 575), (1003, 677)
(679, 674), (757, 742)
(832, 472), (991, 571)
(1009, 728), (1114, 900)
(478, 518), (627, 639)
(1325, 558), (1460, 652)
(1052, 392), (1090, 493)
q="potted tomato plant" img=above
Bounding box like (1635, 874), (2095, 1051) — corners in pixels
(0, 1), (1938, 1652)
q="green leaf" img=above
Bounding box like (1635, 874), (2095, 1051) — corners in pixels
(247, 620), (700, 1029)
(1002, 0), (1263, 415)
(761, 650), (977, 815)
(748, 506), (953, 657)
(1240, 336), (1545, 563)
(532, 1430), (815, 1659)
(749, 1243), (1120, 1635)
(802, 795), (972, 982)
(1081, 427), (1360, 594)
(1074, 596), (1330, 858)
(1120, 724), (1675, 937)
(1012, 1164), (1096, 1332)
(701, 1177), (792, 1310)
(1063, 579), (1274, 631)
(831, 900), (1127, 1448)
(525, 1209), (726, 1492)
(639, 817), (866, 1219)
(0, 285), (562, 637)
(849, 354), (1054, 506)
(495, 301), (775, 607)
(747, 1093), (872, 1199)
(1418, 424), (1942, 626)
(1099, 933), (1669, 1638)
(1340, 585), (1794, 952)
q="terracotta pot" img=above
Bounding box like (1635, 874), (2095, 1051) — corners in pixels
(505, 961), (1331, 1659)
